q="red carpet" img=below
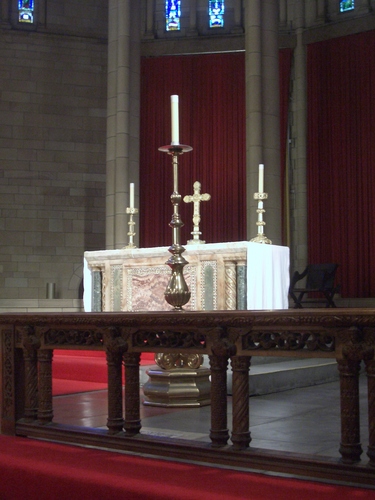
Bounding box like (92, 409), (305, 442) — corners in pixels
(0, 435), (373, 500)
(52, 351), (154, 396)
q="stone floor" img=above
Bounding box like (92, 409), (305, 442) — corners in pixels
(53, 374), (369, 461)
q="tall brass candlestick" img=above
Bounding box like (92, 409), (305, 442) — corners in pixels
(250, 192), (272, 244)
(159, 144), (192, 310)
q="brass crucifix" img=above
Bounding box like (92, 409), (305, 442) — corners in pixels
(183, 181), (211, 244)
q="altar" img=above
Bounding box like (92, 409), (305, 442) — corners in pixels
(83, 241), (290, 312)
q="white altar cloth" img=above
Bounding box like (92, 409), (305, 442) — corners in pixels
(246, 242), (290, 309)
(84, 241), (289, 312)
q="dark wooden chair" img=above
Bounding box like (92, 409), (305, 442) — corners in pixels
(289, 263), (340, 308)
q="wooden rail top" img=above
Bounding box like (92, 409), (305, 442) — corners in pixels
(1, 308), (375, 358)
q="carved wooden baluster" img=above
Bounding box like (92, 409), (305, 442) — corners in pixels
(230, 355), (251, 450)
(337, 357), (362, 463)
(209, 334), (236, 448)
(37, 349), (54, 423)
(21, 326), (40, 422)
(123, 352), (141, 435)
(0, 327), (17, 433)
(104, 328), (126, 434)
(364, 357), (375, 466)
(209, 353), (229, 447)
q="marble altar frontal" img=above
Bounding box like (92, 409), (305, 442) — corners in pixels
(83, 241), (290, 312)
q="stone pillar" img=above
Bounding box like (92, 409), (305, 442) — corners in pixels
(188, 0), (198, 36)
(316, 0), (326, 20)
(232, 0), (244, 33)
(145, 0), (155, 38)
(279, 0), (288, 28)
(1, 0), (9, 23)
(245, 0), (282, 245)
(290, 0), (308, 273)
(106, 0), (140, 249)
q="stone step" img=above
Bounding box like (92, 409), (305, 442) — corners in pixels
(140, 358), (339, 398)
(227, 358), (339, 396)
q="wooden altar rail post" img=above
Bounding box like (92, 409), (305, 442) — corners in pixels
(1, 310), (375, 486)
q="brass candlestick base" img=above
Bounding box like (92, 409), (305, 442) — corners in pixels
(250, 192), (272, 245)
(159, 144), (192, 310)
(124, 207), (138, 249)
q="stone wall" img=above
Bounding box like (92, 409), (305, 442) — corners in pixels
(0, 1), (107, 301)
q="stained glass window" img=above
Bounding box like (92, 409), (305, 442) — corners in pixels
(209, 1), (224, 28)
(340, 0), (355, 12)
(18, 0), (34, 23)
(166, 1), (181, 31)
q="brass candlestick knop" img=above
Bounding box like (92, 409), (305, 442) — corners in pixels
(159, 144), (193, 310)
(124, 207), (138, 249)
(250, 192), (272, 244)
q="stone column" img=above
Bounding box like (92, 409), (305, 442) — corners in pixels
(316, 0), (326, 20)
(106, 0), (140, 249)
(290, 0), (308, 273)
(279, 0), (288, 28)
(188, 0), (198, 36)
(232, 0), (244, 33)
(261, 0), (281, 244)
(145, 0), (155, 38)
(1, 0), (9, 24)
(245, 0), (282, 245)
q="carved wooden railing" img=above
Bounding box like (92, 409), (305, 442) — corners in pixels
(1, 309), (375, 485)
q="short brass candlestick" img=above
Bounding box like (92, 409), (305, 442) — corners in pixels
(159, 144), (193, 310)
(250, 192), (272, 244)
(124, 207), (138, 249)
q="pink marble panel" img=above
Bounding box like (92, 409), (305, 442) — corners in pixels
(128, 267), (194, 311)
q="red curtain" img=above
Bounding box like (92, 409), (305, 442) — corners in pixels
(140, 52), (247, 248)
(140, 50), (292, 249)
(307, 30), (375, 297)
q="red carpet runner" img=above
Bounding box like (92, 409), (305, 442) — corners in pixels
(53, 351), (154, 396)
(0, 435), (373, 499)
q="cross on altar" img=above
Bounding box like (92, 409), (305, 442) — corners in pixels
(183, 181), (211, 244)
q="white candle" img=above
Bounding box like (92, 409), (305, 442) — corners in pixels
(258, 164), (264, 193)
(171, 95), (179, 145)
(129, 183), (134, 209)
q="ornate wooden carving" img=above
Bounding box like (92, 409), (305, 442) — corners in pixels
(209, 335), (236, 447)
(103, 327), (127, 434)
(1, 327), (16, 432)
(132, 328), (207, 350)
(37, 349), (53, 423)
(1, 309), (375, 478)
(20, 326), (40, 422)
(230, 355), (251, 450)
(365, 358), (375, 467)
(241, 330), (335, 352)
(336, 326), (372, 463)
(123, 352), (141, 435)
(209, 353), (229, 447)
(43, 327), (103, 347)
(362, 326), (375, 468)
